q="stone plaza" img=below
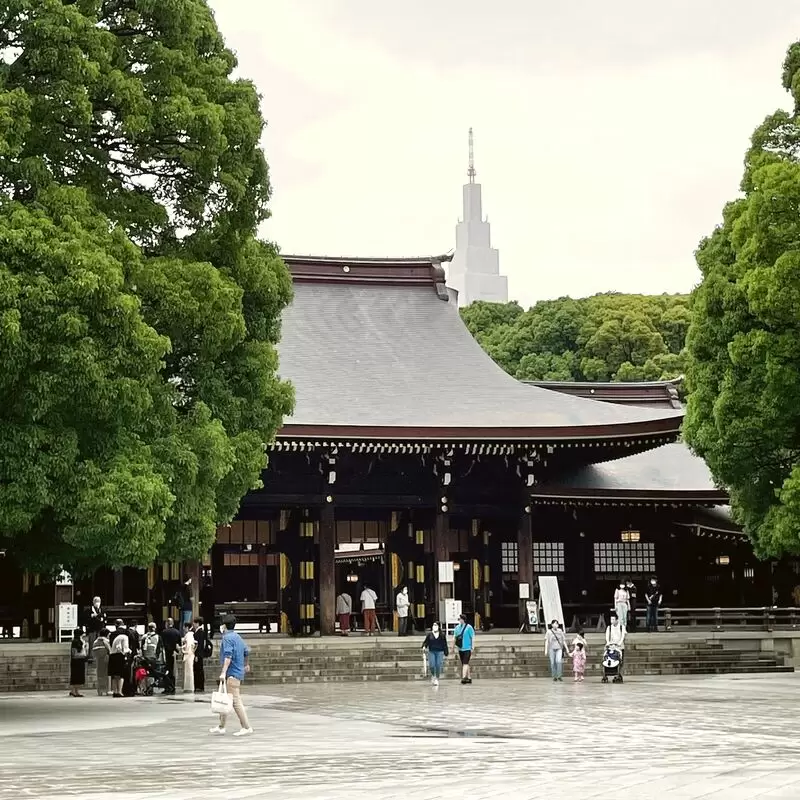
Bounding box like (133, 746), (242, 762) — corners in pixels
(2, 672), (800, 799)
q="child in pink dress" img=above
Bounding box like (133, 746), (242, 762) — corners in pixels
(571, 641), (587, 682)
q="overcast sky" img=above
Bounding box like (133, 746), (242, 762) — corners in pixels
(209, 1), (800, 308)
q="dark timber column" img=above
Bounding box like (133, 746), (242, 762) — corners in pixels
(277, 509), (299, 634)
(518, 509), (534, 628)
(433, 510), (450, 621)
(298, 510), (316, 636)
(319, 503), (336, 636)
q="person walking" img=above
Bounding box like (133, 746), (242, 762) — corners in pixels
(68, 628), (89, 697)
(396, 586), (410, 636)
(360, 584), (378, 635)
(645, 577), (663, 632)
(453, 613), (475, 685)
(544, 620), (568, 682)
(108, 621), (130, 698)
(336, 590), (352, 636)
(181, 622), (196, 693)
(92, 628), (111, 696)
(160, 617), (181, 695)
(606, 612), (627, 679)
(614, 581), (630, 628)
(571, 641), (587, 682)
(210, 615), (253, 737)
(421, 621), (449, 687)
(192, 618), (207, 693)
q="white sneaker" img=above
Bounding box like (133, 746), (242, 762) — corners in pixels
(209, 726), (226, 735)
(433, 678), (439, 687)
(233, 727), (254, 737)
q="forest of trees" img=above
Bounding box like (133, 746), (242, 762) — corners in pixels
(460, 293), (690, 383)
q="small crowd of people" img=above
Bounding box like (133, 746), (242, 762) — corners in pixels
(612, 576), (663, 631)
(70, 603), (254, 737)
(69, 595), (212, 698)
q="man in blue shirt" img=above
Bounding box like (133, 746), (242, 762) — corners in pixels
(453, 614), (475, 685)
(209, 615), (253, 737)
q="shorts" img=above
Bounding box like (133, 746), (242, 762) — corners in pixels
(459, 650), (472, 665)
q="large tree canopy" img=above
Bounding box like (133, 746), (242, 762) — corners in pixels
(685, 41), (800, 558)
(0, 0), (293, 573)
(461, 293), (688, 383)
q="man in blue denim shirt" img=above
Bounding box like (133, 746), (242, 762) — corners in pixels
(209, 615), (253, 737)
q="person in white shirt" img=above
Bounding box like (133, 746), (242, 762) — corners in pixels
(360, 585), (378, 635)
(613, 582), (630, 628)
(395, 586), (410, 637)
(336, 591), (353, 636)
(606, 612), (627, 676)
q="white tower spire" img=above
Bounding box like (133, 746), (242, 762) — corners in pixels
(448, 129), (509, 307)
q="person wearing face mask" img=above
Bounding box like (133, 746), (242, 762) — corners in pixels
(84, 596), (107, 662)
(395, 586), (410, 636)
(421, 621), (449, 687)
(645, 577), (663, 632)
(613, 581), (630, 629)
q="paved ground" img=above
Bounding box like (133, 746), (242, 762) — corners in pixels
(2, 672), (800, 799)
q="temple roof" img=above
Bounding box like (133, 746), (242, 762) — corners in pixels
(530, 442), (727, 504)
(276, 255), (683, 443)
(528, 378), (683, 410)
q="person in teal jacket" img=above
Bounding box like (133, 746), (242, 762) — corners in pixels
(453, 614), (475, 685)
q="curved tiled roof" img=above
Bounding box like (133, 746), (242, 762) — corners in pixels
(530, 443), (726, 502)
(276, 256), (683, 442)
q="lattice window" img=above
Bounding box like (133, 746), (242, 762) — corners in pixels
(533, 542), (565, 574)
(593, 542), (655, 575)
(501, 541), (518, 573)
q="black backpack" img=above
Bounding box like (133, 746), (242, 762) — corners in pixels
(203, 637), (213, 659)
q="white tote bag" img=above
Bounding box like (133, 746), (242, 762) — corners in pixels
(211, 680), (233, 715)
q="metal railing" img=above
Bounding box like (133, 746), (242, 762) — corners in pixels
(658, 607), (799, 632)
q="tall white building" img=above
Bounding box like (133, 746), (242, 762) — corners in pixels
(448, 129), (509, 307)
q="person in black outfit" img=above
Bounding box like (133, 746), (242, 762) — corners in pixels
(84, 596), (107, 661)
(160, 617), (182, 694)
(192, 617), (207, 693)
(122, 621), (140, 696)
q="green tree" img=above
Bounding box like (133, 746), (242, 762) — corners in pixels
(0, 0), (293, 572)
(685, 40), (800, 557)
(461, 293), (687, 383)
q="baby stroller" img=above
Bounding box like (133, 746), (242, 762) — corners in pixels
(601, 644), (623, 684)
(135, 655), (169, 696)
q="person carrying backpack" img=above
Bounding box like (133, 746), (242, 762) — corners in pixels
(453, 614), (475, 685)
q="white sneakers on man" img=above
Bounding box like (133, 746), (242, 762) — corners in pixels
(209, 726), (254, 737)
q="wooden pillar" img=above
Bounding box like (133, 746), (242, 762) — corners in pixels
(113, 569), (124, 606)
(319, 503), (336, 636)
(433, 510), (450, 619)
(518, 509), (534, 628)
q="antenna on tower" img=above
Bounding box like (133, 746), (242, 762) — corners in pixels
(467, 127), (476, 183)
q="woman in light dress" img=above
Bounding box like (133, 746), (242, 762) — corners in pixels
(613, 581), (630, 628)
(181, 622), (196, 693)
